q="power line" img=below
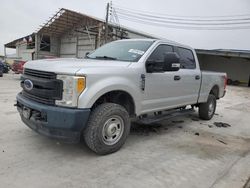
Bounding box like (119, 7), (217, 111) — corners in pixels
(114, 4), (250, 19)
(115, 7), (250, 23)
(112, 4), (250, 30)
(116, 11), (250, 26)
(117, 15), (250, 30)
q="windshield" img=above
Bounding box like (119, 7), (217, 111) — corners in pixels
(86, 40), (154, 62)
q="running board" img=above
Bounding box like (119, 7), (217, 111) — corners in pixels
(137, 108), (195, 125)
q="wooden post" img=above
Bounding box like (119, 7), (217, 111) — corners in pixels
(4, 45), (6, 60)
(76, 36), (79, 58)
(104, 3), (110, 43)
(97, 23), (102, 48)
(35, 33), (40, 60)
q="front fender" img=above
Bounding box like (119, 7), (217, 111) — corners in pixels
(78, 76), (142, 115)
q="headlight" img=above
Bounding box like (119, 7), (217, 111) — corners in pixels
(56, 75), (86, 107)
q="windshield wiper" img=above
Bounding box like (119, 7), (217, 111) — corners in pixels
(95, 56), (117, 60)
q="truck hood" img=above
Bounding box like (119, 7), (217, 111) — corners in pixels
(24, 58), (132, 75)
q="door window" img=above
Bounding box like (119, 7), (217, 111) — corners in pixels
(148, 44), (174, 62)
(177, 47), (196, 69)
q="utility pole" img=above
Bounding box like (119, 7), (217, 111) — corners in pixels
(104, 2), (110, 43)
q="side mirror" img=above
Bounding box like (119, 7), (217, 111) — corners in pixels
(146, 60), (164, 73)
(163, 52), (180, 72)
(85, 52), (90, 57)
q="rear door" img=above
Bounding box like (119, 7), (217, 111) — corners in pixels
(175, 47), (201, 104)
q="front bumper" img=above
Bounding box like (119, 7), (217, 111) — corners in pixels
(16, 93), (90, 143)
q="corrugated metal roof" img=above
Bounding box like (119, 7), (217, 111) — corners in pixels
(196, 49), (250, 59)
(5, 8), (155, 49)
(5, 33), (35, 48)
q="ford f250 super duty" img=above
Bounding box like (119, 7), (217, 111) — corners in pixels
(16, 39), (227, 155)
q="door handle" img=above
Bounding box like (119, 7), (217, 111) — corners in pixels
(195, 75), (200, 80)
(174, 75), (181, 81)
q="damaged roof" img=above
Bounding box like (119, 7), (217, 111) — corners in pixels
(5, 8), (155, 49)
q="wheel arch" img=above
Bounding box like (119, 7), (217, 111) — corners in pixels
(91, 90), (136, 117)
(210, 85), (219, 99)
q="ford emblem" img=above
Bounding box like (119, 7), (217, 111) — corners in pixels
(24, 79), (33, 91)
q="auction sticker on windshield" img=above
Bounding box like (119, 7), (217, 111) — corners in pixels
(128, 49), (145, 55)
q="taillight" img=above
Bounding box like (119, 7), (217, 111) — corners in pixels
(223, 75), (227, 89)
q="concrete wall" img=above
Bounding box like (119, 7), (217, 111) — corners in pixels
(198, 54), (250, 83)
(59, 27), (152, 59)
(60, 32), (96, 58)
(16, 42), (34, 61)
(37, 35), (60, 59)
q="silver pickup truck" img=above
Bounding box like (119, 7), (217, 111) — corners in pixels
(16, 39), (227, 154)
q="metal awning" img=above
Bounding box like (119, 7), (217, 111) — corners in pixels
(4, 8), (155, 49)
(196, 49), (250, 59)
(37, 8), (104, 36)
(5, 33), (35, 48)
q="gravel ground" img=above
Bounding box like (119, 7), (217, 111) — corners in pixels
(0, 73), (250, 188)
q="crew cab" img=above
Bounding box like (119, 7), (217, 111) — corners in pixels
(16, 39), (227, 155)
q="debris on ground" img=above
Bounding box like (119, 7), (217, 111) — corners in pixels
(194, 132), (200, 136)
(200, 122), (213, 128)
(130, 123), (163, 136)
(191, 118), (199, 121)
(216, 139), (227, 145)
(172, 120), (184, 123)
(178, 126), (183, 129)
(214, 122), (231, 128)
(243, 177), (250, 188)
(214, 113), (219, 116)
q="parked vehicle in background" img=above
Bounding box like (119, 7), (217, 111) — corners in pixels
(12, 60), (26, 74)
(3, 62), (10, 73)
(0, 61), (3, 77)
(16, 39), (227, 155)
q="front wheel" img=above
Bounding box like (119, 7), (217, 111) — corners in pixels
(199, 94), (217, 120)
(83, 103), (131, 155)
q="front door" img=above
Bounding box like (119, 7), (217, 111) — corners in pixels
(141, 44), (200, 114)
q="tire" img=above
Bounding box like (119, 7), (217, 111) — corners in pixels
(83, 103), (131, 155)
(199, 94), (216, 120)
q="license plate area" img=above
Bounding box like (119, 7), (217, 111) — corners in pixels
(22, 106), (31, 119)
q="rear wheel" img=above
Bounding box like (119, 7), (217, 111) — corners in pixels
(83, 103), (130, 155)
(199, 94), (216, 120)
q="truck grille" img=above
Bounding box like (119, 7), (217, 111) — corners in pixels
(24, 68), (56, 79)
(21, 69), (63, 105)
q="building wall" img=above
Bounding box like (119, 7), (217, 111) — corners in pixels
(126, 31), (151, 39)
(16, 42), (34, 61)
(37, 35), (60, 59)
(198, 54), (250, 83)
(59, 27), (152, 59)
(60, 32), (96, 58)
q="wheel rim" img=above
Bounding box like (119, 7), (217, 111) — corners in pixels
(208, 101), (215, 117)
(102, 115), (124, 145)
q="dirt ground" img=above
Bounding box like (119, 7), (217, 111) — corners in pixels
(0, 73), (250, 188)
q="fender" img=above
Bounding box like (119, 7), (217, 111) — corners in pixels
(78, 76), (142, 115)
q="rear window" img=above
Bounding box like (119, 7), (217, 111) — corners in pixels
(177, 47), (196, 69)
